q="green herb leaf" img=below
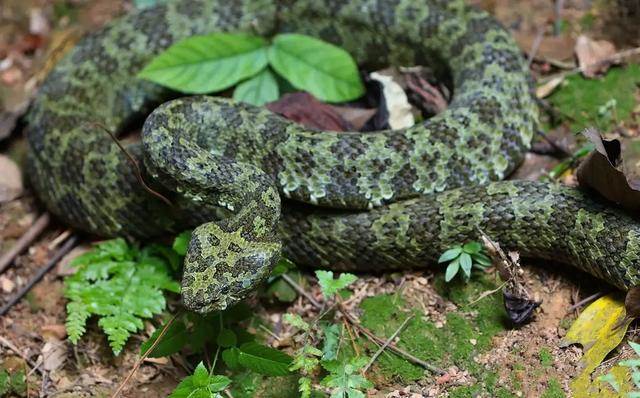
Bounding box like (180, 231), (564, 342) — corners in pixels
(140, 317), (188, 358)
(233, 69), (279, 106)
(315, 270), (358, 299)
(283, 313), (310, 332)
(222, 347), (241, 370)
(139, 33), (268, 94)
(463, 241), (482, 254)
(321, 323), (340, 361)
(321, 357), (373, 398)
(172, 230), (192, 257)
(268, 33), (364, 102)
(217, 329), (238, 348)
(459, 252), (473, 277)
(237, 342), (292, 376)
(445, 259), (460, 282)
(168, 362), (231, 398)
(438, 247), (462, 263)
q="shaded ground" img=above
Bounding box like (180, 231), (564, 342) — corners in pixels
(1, 0), (640, 397)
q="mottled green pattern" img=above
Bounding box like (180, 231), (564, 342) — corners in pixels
(26, 0), (637, 313)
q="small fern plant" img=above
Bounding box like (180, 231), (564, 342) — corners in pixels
(438, 241), (492, 282)
(64, 238), (180, 354)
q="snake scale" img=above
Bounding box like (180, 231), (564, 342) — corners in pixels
(26, 0), (640, 313)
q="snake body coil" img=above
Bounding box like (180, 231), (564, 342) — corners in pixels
(27, 0), (640, 312)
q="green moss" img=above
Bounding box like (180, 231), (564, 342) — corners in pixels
(230, 372), (299, 398)
(541, 379), (566, 398)
(448, 385), (480, 398)
(548, 64), (640, 132)
(357, 274), (508, 385)
(539, 347), (554, 367)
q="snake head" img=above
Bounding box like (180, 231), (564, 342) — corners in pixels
(180, 223), (281, 314)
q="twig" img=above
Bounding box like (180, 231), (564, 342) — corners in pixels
(468, 282), (507, 306)
(0, 335), (41, 374)
(363, 315), (413, 374)
(554, 0), (565, 36)
(281, 273), (321, 308)
(111, 312), (180, 398)
(567, 291), (604, 313)
(282, 274), (445, 375)
(527, 27), (546, 68)
(0, 236), (77, 316)
(342, 318), (361, 357)
(0, 213), (50, 275)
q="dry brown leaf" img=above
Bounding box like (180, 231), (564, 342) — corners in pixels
(0, 155), (23, 202)
(329, 106), (377, 131)
(536, 75), (564, 98)
(266, 92), (352, 132)
(0, 275), (15, 293)
(41, 324), (67, 341)
(576, 128), (640, 213)
(56, 245), (91, 276)
(575, 35), (617, 78)
(41, 340), (66, 372)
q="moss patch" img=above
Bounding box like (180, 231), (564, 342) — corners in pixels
(548, 64), (640, 132)
(541, 379), (566, 398)
(357, 274), (509, 386)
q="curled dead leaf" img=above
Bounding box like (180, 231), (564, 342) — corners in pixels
(266, 92), (352, 132)
(576, 128), (640, 213)
(575, 35), (617, 78)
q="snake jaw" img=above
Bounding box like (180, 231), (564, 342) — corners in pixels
(181, 227), (282, 313)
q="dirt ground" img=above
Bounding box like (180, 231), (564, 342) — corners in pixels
(1, 0), (639, 397)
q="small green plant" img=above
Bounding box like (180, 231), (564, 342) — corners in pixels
(138, 32), (364, 105)
(64, 238), (181, 354)
(438, 241), (492, 282)
(0, 368), (26, 397)
(315, 270), (358, 299)
(168, 361), (231, 398)
(321, 357), (374, 398)
(600, 341), (640, 396)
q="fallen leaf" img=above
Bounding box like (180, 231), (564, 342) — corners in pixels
(515, 32), (576, 63)
(369, 71), (414, 129)
(536, 75), (565, 99)
(576, 128), (640, 214)
(41, 324), (67, 341)
(266, 92), (352, 131)
(56, 245), (91, 276)
(41, 341), (66, 372)
(0, 275), (15, 293)
(575, 35), (617, 78)
(560, 294), (629, 396)
(0, 155), (23, 202)
(329, 106), (377, 131)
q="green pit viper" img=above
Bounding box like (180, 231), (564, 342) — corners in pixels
(26, 0), (640, 313)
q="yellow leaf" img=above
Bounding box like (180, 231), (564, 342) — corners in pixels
(560, 294), (630, 397)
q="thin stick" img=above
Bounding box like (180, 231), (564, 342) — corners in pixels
(282, 273), (321, 308)
(363, 315), (413, 374)
(342, 318), (361, 357)
(527, 27), (545, 68)
(0, 335), (41, 374)
(0, 236), (77, 316)
(282, 274), (445, 375)
(567, 291), (604, 313)
(111, 312), (180, 398)
(0, 213), (50, 275)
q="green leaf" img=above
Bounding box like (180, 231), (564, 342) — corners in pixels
(140, 318), (188, 358)
(283, 313), (310, 332)
(233, 69), (279, 106)
(459, 253), (472, 277)
(445, 259), (460, 282)
(268, 33), (364, 102)
(63, 239), (180, 354)
(462, 241), (482, 254)
(631, 342), (640, 357)
(320, 357), (373, 398)
(139, 33), (269, 94)
(168, 362), (231, 398)
(316, 270), (358, 299)
(217, 329), (238, 348)
(471, 252), (492, 267)
(438, 247), (462, 263)
(271, 258), (296, 277)
(321, 323), (340, 361)
(173, 230), (192, 257)
(222, 347), (241, 370)
(237, 342), (292, 376)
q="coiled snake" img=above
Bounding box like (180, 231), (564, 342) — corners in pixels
(26, 0), (640, 313)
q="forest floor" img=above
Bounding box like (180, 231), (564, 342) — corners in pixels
(1, 0), (640, 397)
